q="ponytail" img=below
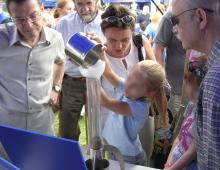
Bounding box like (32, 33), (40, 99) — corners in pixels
(138, 60), (169, 128)
(151, 86), (169, 127)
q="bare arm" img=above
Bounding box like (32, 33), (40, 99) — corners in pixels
(101, 88), (132, 116)
(168, 140), (197, 170)
(53, 62), (65, 86)
(165, 134), (180, 168)
(142, 35), (156, 61)
(154, 43), (165, 66)
(49, 61), (65, 106)
(101, 51), (124, 87)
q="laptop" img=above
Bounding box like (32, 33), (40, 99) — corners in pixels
(0, 125), (87, 170)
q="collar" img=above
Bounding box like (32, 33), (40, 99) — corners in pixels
(38, 27), (51, 45)
(9, 26), (51, 47)
(207, 39), (220, 69)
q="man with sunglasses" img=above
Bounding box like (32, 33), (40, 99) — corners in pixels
(172, 0), (220, 169)
(56, 0), (104, 141)
(0, 0), (65, 134)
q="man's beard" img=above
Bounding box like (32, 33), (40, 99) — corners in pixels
(80, 11), (97, 23)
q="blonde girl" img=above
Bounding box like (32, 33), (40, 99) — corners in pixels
(164, 54), (207, 170)
(101, 57), (168, 165)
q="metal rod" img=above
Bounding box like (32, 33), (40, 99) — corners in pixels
(151, 0), (164, 15)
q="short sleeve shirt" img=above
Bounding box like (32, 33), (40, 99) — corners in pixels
(0, 23), (65, 114)
(102, 81), (150, 156)
(171, 102), (196, 163)
(154, 11), (186, 95)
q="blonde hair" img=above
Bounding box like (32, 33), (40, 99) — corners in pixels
(43, 10), (56, 28)
(54, 0), (74, 18)
(150, 13), (162, 24)
(139, 60), (168, 126)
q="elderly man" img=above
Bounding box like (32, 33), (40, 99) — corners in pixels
(0, 0), (65, 134)
(172, 0), (220, 169)
(56, 0), (103, 141)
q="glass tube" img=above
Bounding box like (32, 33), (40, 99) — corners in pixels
(86, 78), (102, 152)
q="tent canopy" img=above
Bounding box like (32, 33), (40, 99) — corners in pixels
(41, 0), (56, 8)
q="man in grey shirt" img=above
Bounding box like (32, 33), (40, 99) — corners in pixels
(154, 11), (186, 117)
(0, 0), (65, 134)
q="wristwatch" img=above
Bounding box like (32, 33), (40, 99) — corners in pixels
(52, 85), (61, 93)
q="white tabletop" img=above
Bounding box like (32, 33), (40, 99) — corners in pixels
(84, 155), (159, 170)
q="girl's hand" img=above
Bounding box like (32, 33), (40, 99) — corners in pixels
(164, 157), (173, 168)
(164, 162), (172, 168)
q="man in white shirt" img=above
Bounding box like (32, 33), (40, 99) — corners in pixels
(56, 0), (104, 140)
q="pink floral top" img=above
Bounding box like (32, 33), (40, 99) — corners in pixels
(172, 102), (196, 163)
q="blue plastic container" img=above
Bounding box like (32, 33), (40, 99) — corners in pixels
(66, 32), (102, 68)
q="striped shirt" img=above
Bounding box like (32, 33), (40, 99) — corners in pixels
(196, 39), (220, 169)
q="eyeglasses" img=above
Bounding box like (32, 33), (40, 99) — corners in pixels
(170, 8), (214, 26)
(188, 61), (207, 78)
(12, 11), (42, 24)
(102, 15), (135, 25)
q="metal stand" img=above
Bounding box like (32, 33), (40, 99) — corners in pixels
(82, 78), (125, 170)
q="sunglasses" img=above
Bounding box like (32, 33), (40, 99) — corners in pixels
(102, 15), (135, 25)
(170, 8), (214, 26)
(188, 61), (207, 78)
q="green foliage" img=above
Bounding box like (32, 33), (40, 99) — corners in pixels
(53, 113), (87, 146)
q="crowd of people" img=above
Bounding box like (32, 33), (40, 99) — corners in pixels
(0, 0), (220, 169)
